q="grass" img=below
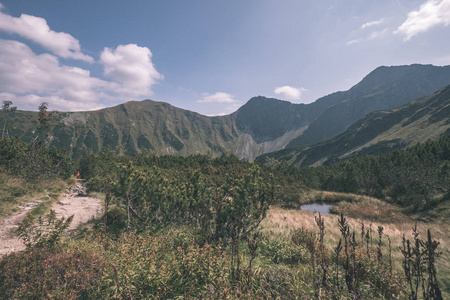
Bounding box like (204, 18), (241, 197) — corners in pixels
(261, 201), (450, 299)
(297, 189), (409, 223)
(299, 189), (365, 204)
(86, 191), (105, 201)
(0, 173), (75, 219)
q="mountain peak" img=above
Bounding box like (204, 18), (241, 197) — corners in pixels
(240, 96), (293, 107)
(353, 64), (450, 93)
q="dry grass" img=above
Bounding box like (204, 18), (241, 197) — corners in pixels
(261, 204), (450, 297)
(333, 197), (409, 223)
(0, 173), (74, 218)
(298, 189), (409, 223)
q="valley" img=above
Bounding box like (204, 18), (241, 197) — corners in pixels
(1, 63), (449, 299)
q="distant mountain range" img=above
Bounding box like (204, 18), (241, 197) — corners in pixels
(256, 84), (450, 166)
(2, 64), (450, 161)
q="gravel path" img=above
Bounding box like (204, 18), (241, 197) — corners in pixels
(0, 181), (102, 256)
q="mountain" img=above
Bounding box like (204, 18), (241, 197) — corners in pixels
(2, 98), (318, 160)
(256, 84), (450, 167)
(2, 64), (450, 160)
(44, 100), (240, 158)
(286, 64), (450, 148)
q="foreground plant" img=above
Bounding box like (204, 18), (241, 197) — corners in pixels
(17, 209), (73, 248)
(401, 224), (443, 300)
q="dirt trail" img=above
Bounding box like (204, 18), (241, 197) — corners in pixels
(0, 181), (102, 256)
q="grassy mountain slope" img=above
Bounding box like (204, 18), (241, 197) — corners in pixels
(257, 84), (450, 167)
(52, 100), (241, 158)
(3, 64), (450, 160)
(286, 64), (450, 148)
(2, 97), (336, 160)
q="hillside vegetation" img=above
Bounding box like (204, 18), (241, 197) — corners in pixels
(295, 136), (450, 221)
(257, 84), (450, 167)
(0, 136), (448, 299)
(2, 64), (450, 161)
(286, 64), (450, 148)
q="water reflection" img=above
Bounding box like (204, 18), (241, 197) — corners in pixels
(299, 203), (331, 214)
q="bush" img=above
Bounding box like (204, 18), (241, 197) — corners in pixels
(98, 230), (229, 299)
(0, 246), (106, 299)
(260, 235), (303, 265)
(0, 137), (74, 181)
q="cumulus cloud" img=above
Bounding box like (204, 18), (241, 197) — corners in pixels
(395, 0), (450, 40)
(0, 92), (106, 112)
(274, 86), (306, 101)
(0, 6), (93, 62)
(361, 18), (384, 29)
(0, 39), (163, 111)
(196, 92), (238, 104)
(0, 3), (163, 112)
(100, 44), (162, 98)
(196, 92), (241, 115)
(0, 39), (110, 111)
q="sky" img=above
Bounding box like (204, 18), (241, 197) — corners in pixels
(0, 0), (449, 115)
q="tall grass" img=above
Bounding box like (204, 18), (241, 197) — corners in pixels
(261, 205), (450, 298)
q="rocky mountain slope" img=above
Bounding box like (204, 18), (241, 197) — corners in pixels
(286, 64), (450, 148)
(256, 84), (450, 167)
(2, 64), (450, 160)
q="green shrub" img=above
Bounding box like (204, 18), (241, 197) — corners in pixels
(0, 137), (74, 181)
(260, 236), (303, 265)
(17, 210), (73, 249)
(0, 247), (106, 299)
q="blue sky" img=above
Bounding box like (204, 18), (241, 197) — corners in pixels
(0, 0), (449, 115)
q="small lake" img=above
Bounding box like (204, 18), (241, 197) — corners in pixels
(299, 203), (332, 214)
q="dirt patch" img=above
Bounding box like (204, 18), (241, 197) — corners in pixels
(53, 182), (102, 231)
(0, 181), (102, 256)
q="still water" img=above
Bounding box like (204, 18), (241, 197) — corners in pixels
(299, 203), (331, 214)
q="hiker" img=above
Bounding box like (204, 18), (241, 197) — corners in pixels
(76, 171), (81, 179)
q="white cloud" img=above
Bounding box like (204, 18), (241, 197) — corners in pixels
(274, 86), (306, 101)
(196, 92), (238, 104)
(0, 39), (164, 111)
(368, 28), (388, 39)
(347, 28), (388, 45)
(0, 92), (106, 112)
(196, 92), (241, 115)
(100, 44), (162, 98)
(0, 39), (110, 111)
(0, 6), (93, 62)
(346, 39), (360, 45)
(0, 4), (163, 112)
(361, 18), (384, 29)
(395, 0), (450, 41)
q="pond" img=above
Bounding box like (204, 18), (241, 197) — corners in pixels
(299, 203), (332, 214)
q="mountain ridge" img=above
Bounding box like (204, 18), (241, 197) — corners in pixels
(286, 64), (450, 148)
(2, 64), (450, 160)
(256, 84), (450, 167)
